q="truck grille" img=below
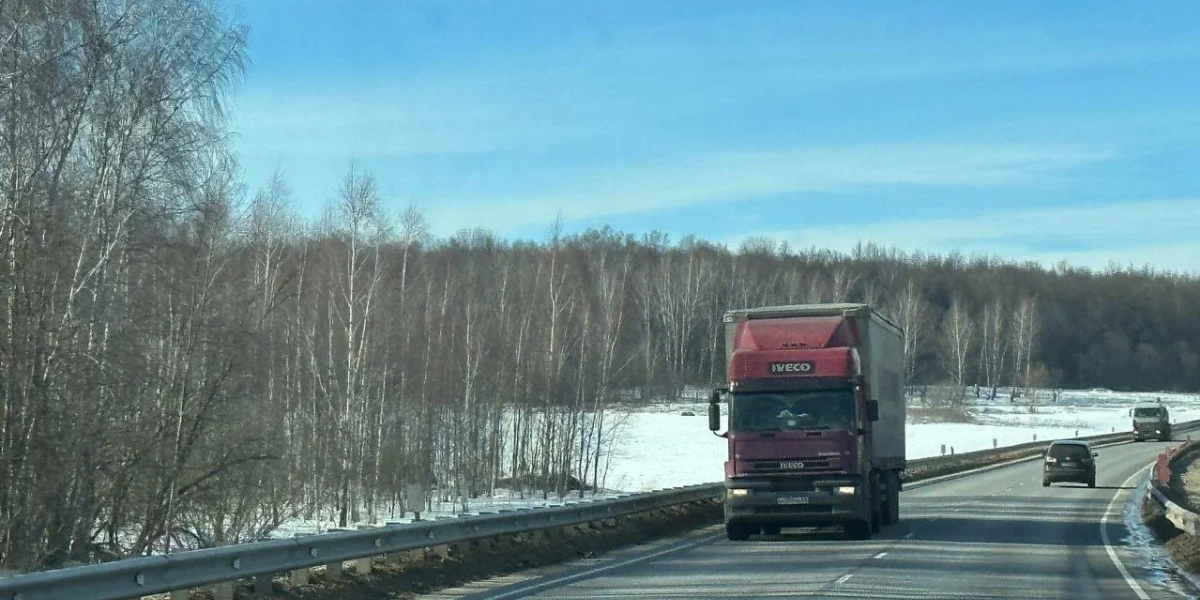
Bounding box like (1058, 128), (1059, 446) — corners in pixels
(750, 457), (839, 472)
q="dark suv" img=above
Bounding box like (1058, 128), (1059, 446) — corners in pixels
(1042, 440), (1097, 488)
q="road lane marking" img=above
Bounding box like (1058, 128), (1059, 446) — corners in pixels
(1101, 462), (1153, 600)
(480, 532), (722, 599)
(873, 552), (887, 559)
(904, 532), (914, 539)
(835, 574), (853, 584)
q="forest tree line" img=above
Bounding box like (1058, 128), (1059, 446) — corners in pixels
(5, 0), (1200, 572)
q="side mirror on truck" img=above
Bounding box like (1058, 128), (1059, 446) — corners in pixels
(708, 389), (725, 432)
(866, 399), (880, 422)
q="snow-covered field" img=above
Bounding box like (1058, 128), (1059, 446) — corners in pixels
(601, 388), (1200, 492)
(271, 388), (1200, 538)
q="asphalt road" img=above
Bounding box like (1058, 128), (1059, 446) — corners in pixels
(448, 437), (1200, 600)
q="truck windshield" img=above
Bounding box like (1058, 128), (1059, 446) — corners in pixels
(1134, 408), (1160, 417)
(731, 390), (855, 432)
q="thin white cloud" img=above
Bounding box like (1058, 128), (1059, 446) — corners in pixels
(422, 139), (1117, 234)
(231, 80), (610, 158)
(232, 8), (1200, 161)
(728, 199), (1200, 274)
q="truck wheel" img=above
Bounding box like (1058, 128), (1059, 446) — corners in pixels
(726, 523), (751, 541)
(1088, 476), (1096, 488)
(870, 504), (882, 534)
(1042, 479), (1050, 487)
(761, 524), (781, 536)
(726, 523), (752, 541)
(880, 472), (900, 526)
(880, 475), (893, 526)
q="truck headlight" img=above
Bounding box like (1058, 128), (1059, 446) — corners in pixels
(729, 488), (750, 497)
(835, 486), (857, 495)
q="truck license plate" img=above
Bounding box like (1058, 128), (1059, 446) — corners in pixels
(777, 496), (810, 505)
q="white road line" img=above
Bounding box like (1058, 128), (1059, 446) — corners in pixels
(904, 532), (914, 539)
(481, 532), (721, 600)
(1100, 462), (1153, 600)
(873, 552), (888, 559)
(835, 574), (853, 584)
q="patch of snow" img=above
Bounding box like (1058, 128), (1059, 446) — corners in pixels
(269, 388), (1200, 536)
(1120, 474), (1200, 596)
(600, 389), (1200, 492)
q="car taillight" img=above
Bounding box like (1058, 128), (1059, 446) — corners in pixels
(1045, 457), (1057, 464)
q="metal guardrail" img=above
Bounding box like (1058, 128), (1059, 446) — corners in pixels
(1148, 485), (1200, 536)
(5, 418), (1199, 600)
(903, 418), (1200, 483)
(0, 484), (722, 600)
(1148, 439), (1200, 536)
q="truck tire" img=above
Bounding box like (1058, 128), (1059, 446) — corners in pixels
(889, 475), (901, 525)
(726, 523), (751, 541)
(866, 474), (882, 533)
(845, 519), (871, 540)
(881, 471), (900, 526)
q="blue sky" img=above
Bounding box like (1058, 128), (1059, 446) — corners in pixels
(228, 0), (1200, 273)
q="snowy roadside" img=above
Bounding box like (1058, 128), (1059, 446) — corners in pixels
(602, 388), (1200, 493)
(271, 388), (1200, 539)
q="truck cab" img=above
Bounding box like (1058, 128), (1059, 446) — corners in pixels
(1130, 401), (1170, 442)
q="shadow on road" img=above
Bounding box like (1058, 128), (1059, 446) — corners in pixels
(756, 528), (848, 542)
(1046, 484), (1133, 491)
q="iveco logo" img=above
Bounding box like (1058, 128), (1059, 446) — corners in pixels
(769, 361), (815, 374)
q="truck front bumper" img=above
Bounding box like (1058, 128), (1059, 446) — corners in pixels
(723, 481), (866, 527)
(1134, 425), (1165, 440)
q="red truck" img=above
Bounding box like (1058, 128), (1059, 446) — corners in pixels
(707, 303), (906, 540)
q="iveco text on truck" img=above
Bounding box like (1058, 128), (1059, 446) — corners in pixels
(708, 303), (906, 540)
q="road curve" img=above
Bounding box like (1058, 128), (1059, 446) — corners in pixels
(447, 437), (1200, 600)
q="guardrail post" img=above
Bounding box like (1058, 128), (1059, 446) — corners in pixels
(354, 556), (372, 574)
(214, 580), (235, 600)
(254, 573), (274, 596)
(326, 559), (344, 578)
(290, 566), (310, 586)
